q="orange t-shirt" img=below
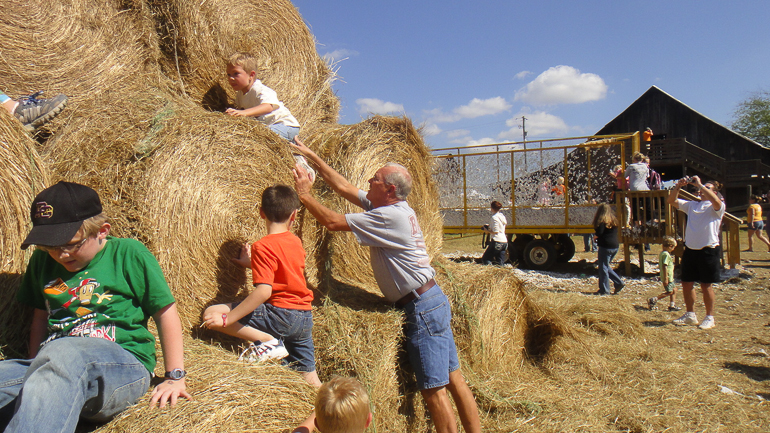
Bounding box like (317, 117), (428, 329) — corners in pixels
(643, 130), (653, 142)
(552, 184), (565, 196)
(250, 231), (312, 310)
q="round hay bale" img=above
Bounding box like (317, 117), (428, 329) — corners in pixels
(137, 108), (309, 325)
(41, 85), (189, 240)
(0, 0), (161, 133)
(96, 336), (315, 433)
(0, 111), (49, 358)
(147, 0), (339, 127)
(302, 116), (443, 293)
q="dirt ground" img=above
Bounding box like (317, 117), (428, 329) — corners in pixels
(443, 230), (770, 432)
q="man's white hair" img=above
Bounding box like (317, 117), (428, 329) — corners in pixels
(383, 163), (412, 200)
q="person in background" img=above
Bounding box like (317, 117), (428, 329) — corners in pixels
(592, 203), (624, 296)
(667, 176), (725, 330)
(648, 236), (681, 311)
(293, 376), (372, 433)
(481, 200), (508, 266)
(745, 194), (770, 252)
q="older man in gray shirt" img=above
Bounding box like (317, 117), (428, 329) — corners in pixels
(291, 138), (480, 433)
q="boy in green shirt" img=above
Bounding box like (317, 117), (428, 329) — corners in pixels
(0, 181), (191, 432)
(648, 236), (681, 311)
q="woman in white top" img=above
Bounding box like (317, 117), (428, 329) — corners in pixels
(625, 152), (650, 223)
(481, 201), (508, 265)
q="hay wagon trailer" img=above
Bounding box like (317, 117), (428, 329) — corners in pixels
(431, 132), (641, 270)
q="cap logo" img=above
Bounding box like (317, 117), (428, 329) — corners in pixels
(34, 202), (54, 219)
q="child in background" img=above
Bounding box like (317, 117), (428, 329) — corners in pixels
(225, 53), (316, 182)
(593, 203), (624, 296)
(293, 376), (372, 433)
(203, 185), (320, 387)
(648, 236), (681, 311)
(0, 182), (190, 432)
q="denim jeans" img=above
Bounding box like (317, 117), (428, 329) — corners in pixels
(597, 246), (623, 295)
(237, 302), (316, 372)
(0, 337), (151, 433)
(481, 241), (507, 265)
(401, 284), (460, 390)
(268, 123), (299, 142)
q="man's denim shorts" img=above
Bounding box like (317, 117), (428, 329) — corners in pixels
(236, 302), (315, 372)
(401, 284), (460, 390)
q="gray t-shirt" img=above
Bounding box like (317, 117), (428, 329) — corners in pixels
(345, 190), (436, 302)
(625, 162), (650, 191)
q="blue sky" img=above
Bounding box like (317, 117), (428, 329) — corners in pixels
(291, 1), (769, 149)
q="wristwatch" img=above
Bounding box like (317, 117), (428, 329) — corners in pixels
(164, 369), (187, 380)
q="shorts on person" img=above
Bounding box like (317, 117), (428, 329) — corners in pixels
(400, 283), (460, 390)
(681, 246), (722, 284)
(236, 302), (315, 372)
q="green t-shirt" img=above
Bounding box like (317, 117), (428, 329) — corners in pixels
(17, 236), (175, 373)
(659, 250), (674, 283)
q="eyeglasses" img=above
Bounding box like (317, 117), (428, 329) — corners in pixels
(37, 237), (89, 254)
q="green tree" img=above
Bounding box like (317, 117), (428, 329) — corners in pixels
(731, 90), (770, 148)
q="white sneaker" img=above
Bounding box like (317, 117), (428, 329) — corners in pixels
(293, 155), (316, 183)
(673, 312), (698, 326)
(238, 340), (289, 363)
(698, 316), (716, 330)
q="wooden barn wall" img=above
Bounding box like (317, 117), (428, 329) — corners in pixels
(596, 87), (770, 166)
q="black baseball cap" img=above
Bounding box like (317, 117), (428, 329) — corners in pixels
(21, 181), (103, 250)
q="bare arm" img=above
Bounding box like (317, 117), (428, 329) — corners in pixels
(27, 308), (48, 358)
(151, 302), (192, 408)
(293, 163), (352, 232)
(690, 176), (722, 211)
(292, 412), (316, 433)
(289, 138), (362, 207)
(225, 103), (276, 118)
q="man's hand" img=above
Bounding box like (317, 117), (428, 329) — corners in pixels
(225, 108), (245, 117)
(293, 163), (314, 197)
(288, 136), (312, 157)
(150, 378), (191, 409)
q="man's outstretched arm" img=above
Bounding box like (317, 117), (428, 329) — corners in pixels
(293, 164), (351, 232)
(289, 137), (362, 208)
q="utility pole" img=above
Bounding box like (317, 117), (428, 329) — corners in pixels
(517, 116), (528, 170)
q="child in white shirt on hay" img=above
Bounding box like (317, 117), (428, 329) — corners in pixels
(293, 376), (372, 433)
(225, 52), (316, 182)
(202, 185), (321, 387)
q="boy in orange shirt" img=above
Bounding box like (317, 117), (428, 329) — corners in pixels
(203, 185), (320, 386)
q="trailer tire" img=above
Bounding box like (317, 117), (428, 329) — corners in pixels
(523, 240), (557, 270)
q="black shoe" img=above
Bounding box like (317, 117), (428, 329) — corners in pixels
(613, 283), (625, 294)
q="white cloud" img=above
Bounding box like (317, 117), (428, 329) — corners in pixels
(356, 98), (404, 115)
(514, 70), (532, 80)
(467, 137), (497, 146)
(421, 123), (442, 136)
(498, 110), (570, 140)
(514, 65), (607, 105)
(425, 97), (511, 124)
(446, 129), (470, 139)
(322, 49), (358, 63)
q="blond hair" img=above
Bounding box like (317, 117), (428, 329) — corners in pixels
(632, 152), (645, 163)
(315, 377), (370, 433)
(228, 52), (257, 74)
(80, 213), (110, 238)
(661, 236), (677, 248)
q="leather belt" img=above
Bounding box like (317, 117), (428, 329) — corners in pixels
(394, 279), (436, 308)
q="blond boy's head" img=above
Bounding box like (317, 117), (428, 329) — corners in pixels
(662, 236), (676, 249)
(315, 377), (371, 433)
(228, 52), (257, 74)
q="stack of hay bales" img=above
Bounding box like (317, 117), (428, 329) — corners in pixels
(0, 1), (555, 432)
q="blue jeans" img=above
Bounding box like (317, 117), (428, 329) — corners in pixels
(401, 284), (460, 390)
(481, 241), (507, 265)
(582, 234), (597, 252)
(237, 303), (316, 373)
(0, 337), (151, 433)
(0, 92), (9, 104)
(268, 123), (299, 142)
(597, 246), (623, 295)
